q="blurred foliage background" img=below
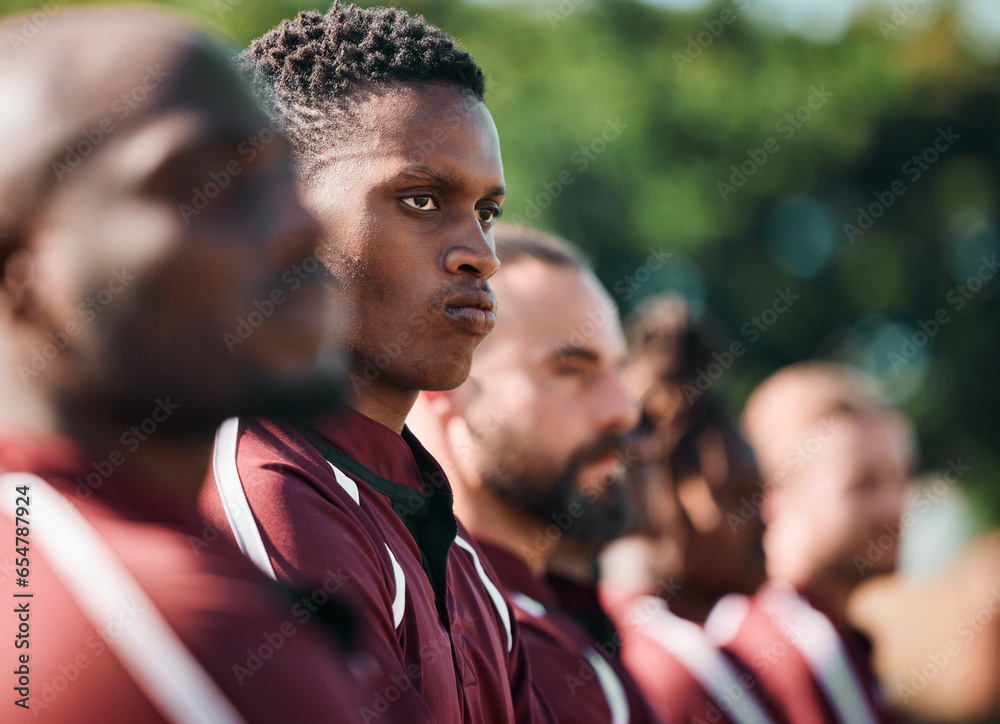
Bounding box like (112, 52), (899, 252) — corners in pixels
(7, 0), (999, 525)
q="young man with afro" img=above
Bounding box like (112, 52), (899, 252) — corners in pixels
(199, 4), (555, 722)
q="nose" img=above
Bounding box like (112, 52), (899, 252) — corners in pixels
(443, 222), (501, 280)
(596, 369), (642, 438)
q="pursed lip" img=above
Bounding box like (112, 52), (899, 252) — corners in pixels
(443, 290), (497, 336)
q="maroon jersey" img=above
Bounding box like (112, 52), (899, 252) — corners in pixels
(478, 542), (661, 724)
(706, 582), (900, 724)
(607, 591), (784, 724)
(546, 572), (621, 650)
(0, 431), (367, 724)
(199, 410), (554, 724)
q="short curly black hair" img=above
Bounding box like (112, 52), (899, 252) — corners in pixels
(237, 2), (486, 182)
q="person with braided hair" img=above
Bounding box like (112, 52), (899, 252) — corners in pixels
(601, 295), (783, 724)
(198, 4), (557, 723)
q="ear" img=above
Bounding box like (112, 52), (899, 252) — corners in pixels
(427, 375), (482, 419)
(421, 388), (460, 420)
(760, 484), (779, 526)
(0, 232), (42, 321)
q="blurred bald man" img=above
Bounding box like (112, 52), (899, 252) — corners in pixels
(711, 363), (913, 724)
(0, 7), (364, 722)
(409, 224), (659, 723)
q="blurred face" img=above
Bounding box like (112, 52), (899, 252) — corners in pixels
(767, 414), (910, 583)
(305, 84), (504, 394)
(462, 260), (640, 542)
(24, 43), (339, 430)
(676, 429), (767, 596)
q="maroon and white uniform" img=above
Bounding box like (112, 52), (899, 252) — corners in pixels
(546, 573), (621, 650)
(199, 410), (555, 724)
(707, 581), (900, 724)
(606, 590), (783, 724)
(479, 543), (661, 724)
(0, 432), (367, 724)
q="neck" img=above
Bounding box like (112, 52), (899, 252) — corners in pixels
(349, 359), (418, 434)
(120, 438), (214, 502)
(792, 574), (853, 620)
(456, 489), (552, 576)
(547, 536), (600, 585)
(60, 413), (215, 503)
(769, 565), (854, 621)
(668, 587), (724, 624)
(0, 343), (214, 503)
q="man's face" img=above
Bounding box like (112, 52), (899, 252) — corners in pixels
(304, 84), (504, 395)
(769, 414), (910, 582)
(461, 260), (640, 542)
(28, 42), (340, 429)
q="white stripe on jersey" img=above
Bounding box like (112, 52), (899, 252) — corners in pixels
(212, 418), (277, 579)
(639, 596), (778, 724)
(454, 535), (513, 652)
(1, 473), (246, 724)
(760, 584), (878, 724)
(584, 648), (631, 724)
(385, 544), (407, 628)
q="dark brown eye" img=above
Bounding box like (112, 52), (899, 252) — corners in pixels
(402, 195), (437, 210)
(477, 205), (502, 224)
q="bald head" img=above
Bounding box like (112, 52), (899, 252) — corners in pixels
(0, 8), (262, 239)
(742, 362), (912, 480)
(0, 7), (338, 443)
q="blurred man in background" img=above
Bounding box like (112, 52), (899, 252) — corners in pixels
(0, 7), (362, 722)
(197, 5), (554, 722)
(602, 295), (781, 724)
(408, 224), (660, 723)
(717, 362), (913, 724)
